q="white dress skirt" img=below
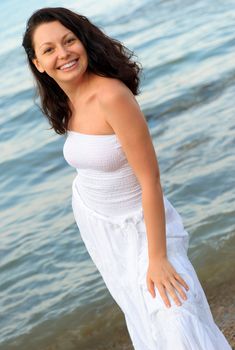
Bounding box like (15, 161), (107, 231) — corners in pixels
(63, 130), (232, 350)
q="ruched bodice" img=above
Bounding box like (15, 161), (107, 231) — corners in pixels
(63, 130), (143, 216)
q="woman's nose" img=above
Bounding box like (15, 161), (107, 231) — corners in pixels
(57, 45), (69, 58)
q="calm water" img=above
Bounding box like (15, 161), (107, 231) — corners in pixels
(1, 0), (235, 349)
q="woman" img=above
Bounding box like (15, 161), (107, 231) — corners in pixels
(22, 7), (232, 350)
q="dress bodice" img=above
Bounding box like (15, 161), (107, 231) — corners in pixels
(63, 131), (143, 216)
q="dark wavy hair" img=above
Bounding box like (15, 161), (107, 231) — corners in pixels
(22, 7), (142, 135)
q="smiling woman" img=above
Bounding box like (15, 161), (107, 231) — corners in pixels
(22, 7), (141, 135)
(32, 22), (88, 82)
(21, 7), (232, 350)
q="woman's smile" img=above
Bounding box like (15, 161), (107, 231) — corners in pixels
(57, 58), (79, 71)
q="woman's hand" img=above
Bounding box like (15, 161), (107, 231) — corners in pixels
(146, 256), (189, 308)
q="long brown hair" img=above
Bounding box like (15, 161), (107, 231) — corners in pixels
(22, 7), (142, 135)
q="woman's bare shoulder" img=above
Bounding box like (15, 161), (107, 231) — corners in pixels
(96, 76), (134, 102)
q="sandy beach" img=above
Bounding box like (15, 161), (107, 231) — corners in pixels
(205, 278), (235, 349)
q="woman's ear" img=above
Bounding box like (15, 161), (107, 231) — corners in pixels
(32, 58), (45, 73)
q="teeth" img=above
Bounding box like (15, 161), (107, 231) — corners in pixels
(60, 60), (77, 70)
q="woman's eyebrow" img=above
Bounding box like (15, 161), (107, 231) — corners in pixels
(39, 32), (73, 48)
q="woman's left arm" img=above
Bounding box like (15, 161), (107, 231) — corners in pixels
(99, 81), (189, 308)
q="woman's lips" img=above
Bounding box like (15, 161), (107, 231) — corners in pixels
(58, 59), (79, 71)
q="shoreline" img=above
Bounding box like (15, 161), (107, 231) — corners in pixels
(3, 278), (234, 350)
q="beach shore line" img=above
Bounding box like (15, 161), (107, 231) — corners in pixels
(14, 277), (234, 350)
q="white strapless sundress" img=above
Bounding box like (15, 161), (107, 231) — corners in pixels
(63, 130), (232, 350)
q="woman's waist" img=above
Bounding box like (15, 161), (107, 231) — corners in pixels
(73, 174), (143, 216)
(72, 174), (186, 231)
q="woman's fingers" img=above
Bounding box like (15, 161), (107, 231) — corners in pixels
(146, 259), (190, 307)
(164, 281), (183, 306)
(170, 277), (188, 301)
(174, 273), (190, 291)
(155, 280), (186, 307)
(156, 283), (171, 308)
(149, 276), (189, 307)
(147, 278), (156, 298)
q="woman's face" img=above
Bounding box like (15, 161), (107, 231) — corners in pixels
(32, 20), (89, 85)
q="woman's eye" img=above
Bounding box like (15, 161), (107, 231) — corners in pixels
(66, 37), (76, 44)
(44, 47), (53, 54)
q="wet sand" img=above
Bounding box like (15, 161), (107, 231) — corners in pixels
(204, 278), (235, 350)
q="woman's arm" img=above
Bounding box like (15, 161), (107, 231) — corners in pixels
(98, 79), (189, 307)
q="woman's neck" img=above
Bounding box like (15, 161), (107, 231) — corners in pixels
(59, 70), (97, 105)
